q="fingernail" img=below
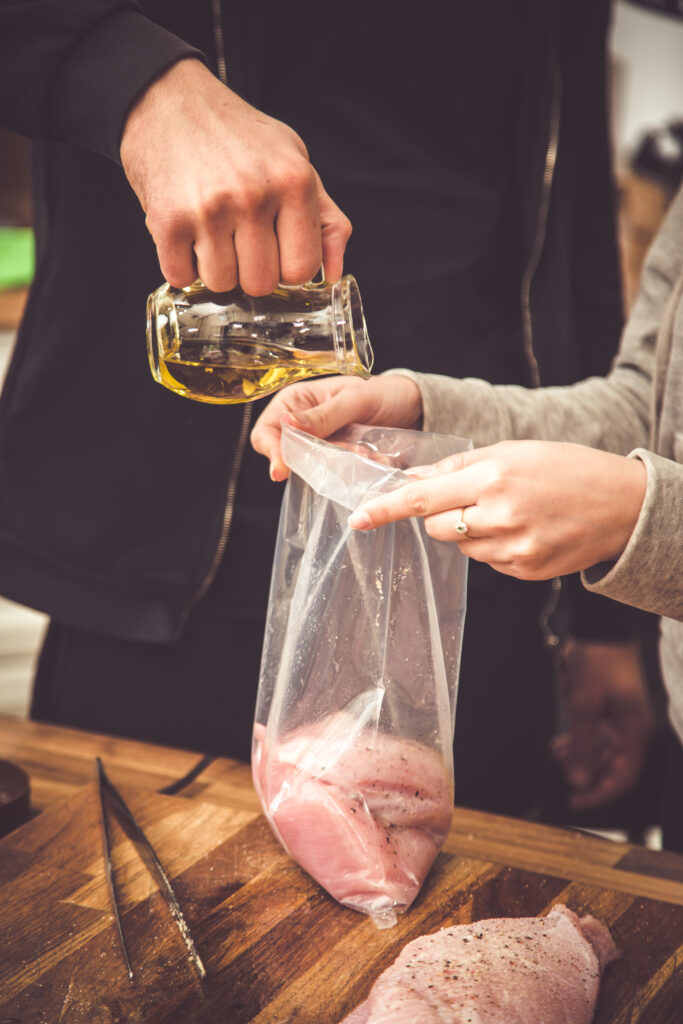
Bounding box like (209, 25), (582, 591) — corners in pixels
(283, 411), (308, 428)
(349, 510), (372, 530)
(406, 464), (436, 478)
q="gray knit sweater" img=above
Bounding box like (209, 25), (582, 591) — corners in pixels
(393, 184), (683, 743)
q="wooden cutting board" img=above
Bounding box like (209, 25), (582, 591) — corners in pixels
(0, 782), (681, 1024)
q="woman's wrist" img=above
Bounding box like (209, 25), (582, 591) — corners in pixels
(601, 455), (647, 563)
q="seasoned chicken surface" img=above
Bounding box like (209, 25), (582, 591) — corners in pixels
(253, 714), (453, 924)
(340, 904), (618, 1023)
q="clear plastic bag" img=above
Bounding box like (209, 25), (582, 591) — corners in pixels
(252, 423), (470, 928)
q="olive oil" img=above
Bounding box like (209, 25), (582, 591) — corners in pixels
(147, 277), (373, 404)
(157, 341), (339, 404)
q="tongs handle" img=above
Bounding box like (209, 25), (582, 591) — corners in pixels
(95, 757), (206, 982)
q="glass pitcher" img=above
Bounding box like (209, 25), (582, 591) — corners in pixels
(146, 276), (374, 404)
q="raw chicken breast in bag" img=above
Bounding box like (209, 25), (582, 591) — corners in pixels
(252, 423), (470, 928)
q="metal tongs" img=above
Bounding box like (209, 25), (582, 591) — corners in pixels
(95, 756), (206, 982)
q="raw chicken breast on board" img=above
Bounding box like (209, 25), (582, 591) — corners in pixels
(252, 714), (453, 927)
(340, 904), (618, 1023)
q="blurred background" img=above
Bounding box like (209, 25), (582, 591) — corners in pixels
(0, 0), (682, 718)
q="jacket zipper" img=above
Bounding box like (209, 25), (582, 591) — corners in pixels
(520, 61), (561, 390)
(211, 0), (228, 84)
(520, 60), (563, 652)
(194, 0), (253, 603)
(202, 8), (564, 642)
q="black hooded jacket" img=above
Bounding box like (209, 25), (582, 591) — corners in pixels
(0, 0), (632, 643)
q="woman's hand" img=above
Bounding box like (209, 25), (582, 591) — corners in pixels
(348, 440), (648, 579)
(250, 374), (423, 480)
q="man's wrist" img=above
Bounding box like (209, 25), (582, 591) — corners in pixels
(121, 57), (208, 159)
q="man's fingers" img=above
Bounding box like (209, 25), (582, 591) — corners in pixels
(317, 175), (352, 283)
(193, 231), (239, 293)
(276, 195), (323, 286)
(233, 219), (281, 296)
(153, 219), (198, 289)
(167, 185), (339, 295)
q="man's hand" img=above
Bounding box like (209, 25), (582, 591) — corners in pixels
(250, 374), (423, 480)
(552, 640), (654, 810)
(120, 58), (351, 295)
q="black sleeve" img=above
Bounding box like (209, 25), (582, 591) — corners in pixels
(0, 0), (205, 163)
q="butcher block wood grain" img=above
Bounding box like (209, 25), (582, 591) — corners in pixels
(2, 714), (683, 907)
(0, 771), (682, 1023)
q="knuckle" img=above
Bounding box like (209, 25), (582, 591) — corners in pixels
(325, 210), (352, 244)
(488, 465), (507, 494)
(405, 486), (429, 516)
(278, 162), (316, 201)
(441, 454), (462, 474)
(233, 180), (271, 216)
(146, 206), (188, 245)
(310, 407), (332, 436)
(197, 192), (225, 224)
(513, 551), (545, 580)
(198, 180), (270, 222)
(337, 212), (353, 242)
(201, 187), (237, 222)
(512, 536), (536, 563)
